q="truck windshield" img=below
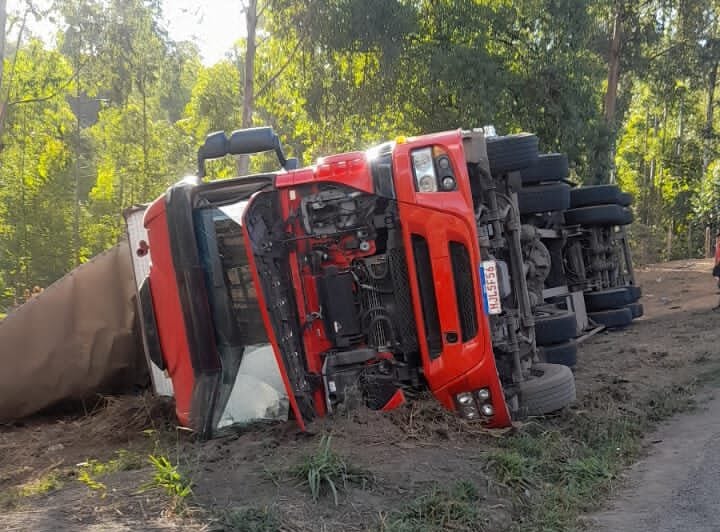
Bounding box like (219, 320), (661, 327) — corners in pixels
(194, 200), (288, 429)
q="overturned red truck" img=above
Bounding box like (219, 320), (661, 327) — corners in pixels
(133, 127), (576, 438)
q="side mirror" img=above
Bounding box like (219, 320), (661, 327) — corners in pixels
(200, 131), (229, 159)
(228, 127), (290, 169)
(197, 126), (294, 178)
(228, 127), (278, 155)
(198, 131), (229, 177)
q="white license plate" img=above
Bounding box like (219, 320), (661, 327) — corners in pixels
(480, 260), (502, 315)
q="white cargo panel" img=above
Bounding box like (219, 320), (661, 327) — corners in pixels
(124, 205), (174, 397)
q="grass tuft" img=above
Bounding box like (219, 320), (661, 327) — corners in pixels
(215, 506), (281, 532)
(76, 449), (144, 495)
(20, 472), (63, 497)
(141, 454), (192, 513)
(1, 471), (64, 510)
(292, 435), (372, 505)
(381, 481), (490, 532)
(481, 379), (705, 531)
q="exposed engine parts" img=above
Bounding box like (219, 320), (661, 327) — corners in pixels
(521, 225), (551, 307)
(301, 189), (374, 237)
(248, 184), (421, 415)
(564, 226), (630, 291)
(468, 164), (541, 396)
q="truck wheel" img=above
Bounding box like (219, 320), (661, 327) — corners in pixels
(520, 363), (576, 416)
(539, 340), (578, 367)
(619, 192), (633, 206)
(584, 287), (631, 311)
(535, 310), (577, 346)
(486, 133), (539, 175)
(626, 302), (644, 319)
(564, 204), (633, 226)
(569, 185), (624, 208)
(518, 183), (571, 215)
(627, 285), (642, 302)
(588, 307), (633, 329)
(521, 153), (569, 185)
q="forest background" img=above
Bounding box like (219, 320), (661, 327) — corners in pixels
(0, 0), (718, 307)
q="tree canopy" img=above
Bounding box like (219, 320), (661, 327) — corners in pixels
(0, 0), (718, 305)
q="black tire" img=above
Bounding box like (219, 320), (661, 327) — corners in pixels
(584, 287), (632, 312)
(521, 153), (569, 185)
(626, 302), (644, 319)
(588, 307), (633, 329)
(519, 363), (576, 416)
(518, 183), (571, 215)
(626, 285), (641, 302)
(569, 185), (624, 208)
(540, 340), (578, 367)
(619, 192), (633, 206)
(535, 311), (577, 346)
(564, 204), (633, 227)
(486, 133), (539, 175)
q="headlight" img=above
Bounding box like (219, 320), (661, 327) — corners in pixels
(456, 392), (474, 405)
(441, 176), (456, 191)
(455, 389), (495, 420)
(411, 148), (437, 192)
(455, 392), (479, 419)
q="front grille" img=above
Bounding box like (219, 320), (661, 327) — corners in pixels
(411, 235), (442, 359)
(360, 256), (392, 349)
(387, 248), (419, 355)
(449, 242), (479, 341)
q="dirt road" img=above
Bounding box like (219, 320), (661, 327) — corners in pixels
(1, 258), (719, 531)
(590, 391), (720, 532)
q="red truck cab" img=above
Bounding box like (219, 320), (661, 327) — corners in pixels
(142, 127), (513, 437)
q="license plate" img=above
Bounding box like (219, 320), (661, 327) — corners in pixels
(479, 260), (502, 315)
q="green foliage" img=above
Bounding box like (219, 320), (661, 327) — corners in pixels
(77, 469), (107, 493)
(145, 454), (193, 500)
(1, 0), (718, 296)
(291, 435), (372, 505)
(0, 470), (64, 508)
(19, 472), (63, 497)
(76, 449), (144, 494)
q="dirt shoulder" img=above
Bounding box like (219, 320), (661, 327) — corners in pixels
(588, 389), (720, 532)
(1, 259), (719, 532)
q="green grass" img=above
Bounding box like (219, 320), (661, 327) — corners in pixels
(19, 472), (63, 497)
(381, 481), (490, 532)
(76, 449), (144, 494)
(482, 381), (699, 532)
(144, 454), (193, 499)
(291, 435), (373, 505)
(215, 506), (281, 532)
(0, 471), (64, 510)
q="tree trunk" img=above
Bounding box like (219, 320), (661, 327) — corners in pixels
(706, 226), (712, 259)
(604, 9), (622, 125)
(142, 80), (149, 199)
(0, 2), (26, 143)
(73, 56), (81, 267)
(238, 0), (258, 176)
(703, 60), (718, 176)
(599, 6), (623, 184)
(0, 0), (7, 93)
